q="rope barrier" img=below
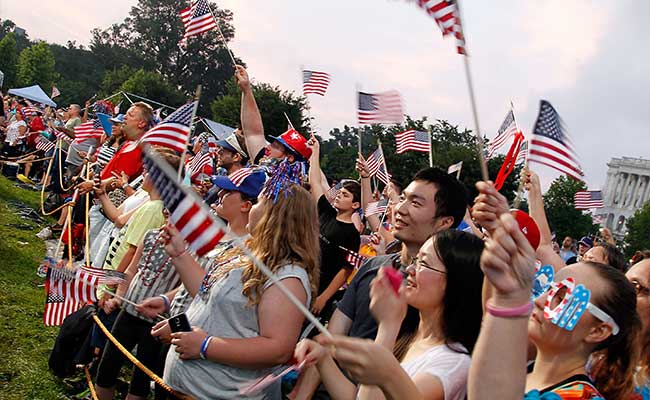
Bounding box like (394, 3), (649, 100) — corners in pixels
(39, 151), (75, 216)
(83, 366), (100, 400)
(91, 315), (193, 400)
(0, 149), (39, 161)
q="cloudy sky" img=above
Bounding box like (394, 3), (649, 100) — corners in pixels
(2, 0), (649, 189)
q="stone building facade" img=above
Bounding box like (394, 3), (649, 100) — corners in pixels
(600, 157), (650, 239)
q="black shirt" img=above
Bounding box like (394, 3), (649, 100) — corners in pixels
(318, 195), (360, 294)
(336, 254), (401, 339)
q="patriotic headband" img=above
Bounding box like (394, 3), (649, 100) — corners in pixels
(543, 277), (619, 335)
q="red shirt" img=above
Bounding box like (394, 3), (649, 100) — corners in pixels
(100, 141), (143, 181)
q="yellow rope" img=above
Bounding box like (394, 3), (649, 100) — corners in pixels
(83, 366), (99, 400)
(14, 156), (54, 164)
(92, 315), (193, 400)
(57, 140), (78, 192)
(39, 152), (76, 216)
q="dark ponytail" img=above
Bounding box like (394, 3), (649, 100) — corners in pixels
(587, 262), (641, 400)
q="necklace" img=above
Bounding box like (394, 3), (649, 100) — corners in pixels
(197, 255), (245, 300)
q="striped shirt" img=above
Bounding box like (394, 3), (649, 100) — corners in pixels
(124, 229), (181, 323)
(96, 143), (118, 170)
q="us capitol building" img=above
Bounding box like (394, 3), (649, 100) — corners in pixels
(600, 157), (650, 239)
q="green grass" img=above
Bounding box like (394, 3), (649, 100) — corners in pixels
(0, 175), (67, 399)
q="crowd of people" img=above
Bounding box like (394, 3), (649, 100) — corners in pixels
(1, 64), (650, 400)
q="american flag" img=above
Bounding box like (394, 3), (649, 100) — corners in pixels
(488, 110), (518, 159)
(302, 70), (331, 96)
(357, 91), (404, 125)
(53, 129), (73, 143)
(180, 0), (218, 42)
(143, 147), (225, 256)
(395, 130), (430, 154)
(366, 147), (386, 177)
(187, 150), (213, 176)
(73, 120), (104, 144)
(229, 167), (254, 187)
(79, 266), (126, 285)
(376, 164), (391, 185)
(447, 161), (463, 175)
(51, 86), (60, 98)
(344, 249), (367, 270)
(574, 190), (604, 209)
(140, 101), (197, 153)
(365, 200), (388, 217)
(412, 0), (466, 55)
(528, 101), (584, 181)
(36, 137), (55, 153)
(43, 268), (83, 326)
(22, 106), (41, 116)
(516, 140), (528, 164)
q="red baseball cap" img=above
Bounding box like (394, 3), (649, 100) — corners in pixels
(510, 209), (541, 250)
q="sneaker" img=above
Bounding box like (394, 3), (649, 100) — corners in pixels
(36, 227), (52, 240)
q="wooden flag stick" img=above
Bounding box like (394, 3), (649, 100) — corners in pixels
(428, 131), (434, 167)
(284, 112), (295, 130)
(204, 2), (237, 66)
(177, 86), (202, 181)
(455, 0), (489, 182)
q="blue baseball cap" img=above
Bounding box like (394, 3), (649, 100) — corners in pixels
(211, 168), (266, 199)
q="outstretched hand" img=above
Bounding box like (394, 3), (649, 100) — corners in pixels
(234, 65), (251, 90)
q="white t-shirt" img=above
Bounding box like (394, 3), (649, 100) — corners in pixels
(5, 120), (26, 144)
(400, 343), (471, 400)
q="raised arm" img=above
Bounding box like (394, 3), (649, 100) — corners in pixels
(468, 213), (536, 400)
(523, 170), (565, 270)
(235, 65), (265, 160)
(307, 136), (327, 201)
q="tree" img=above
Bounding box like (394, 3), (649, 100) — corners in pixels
(119, 69), (185, 108)
(210, 80), (309, 136)
(317, 117), (522, 202)
(16, 42), (58, 90)
(90, 0), (242, 104)
(624, 202), (650, 257)
(49, 42), (106, 105)
(542, 176), (597, 241)
(0, 32), (18, 89)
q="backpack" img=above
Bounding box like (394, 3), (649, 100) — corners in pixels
(48, 304), (96, 378)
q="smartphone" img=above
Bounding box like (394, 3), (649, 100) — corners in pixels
(168, 313), (192, 333)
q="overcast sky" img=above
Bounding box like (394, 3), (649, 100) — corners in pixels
(2, 0), (649, 189)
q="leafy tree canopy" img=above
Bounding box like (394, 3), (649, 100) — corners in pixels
(624, 202), (650, 257)
(542, 175), (597, 241)
(16, 42), (59, 90)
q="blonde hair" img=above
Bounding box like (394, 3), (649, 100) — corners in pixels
(240, 183), (320, 306)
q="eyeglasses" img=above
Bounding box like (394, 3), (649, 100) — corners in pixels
(631, 280), (650, 297)
(410, 257), (447, 275)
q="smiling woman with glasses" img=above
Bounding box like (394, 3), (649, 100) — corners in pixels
(294, 229), (485, 400)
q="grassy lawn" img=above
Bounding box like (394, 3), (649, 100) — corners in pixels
(0, 175), (67, 399)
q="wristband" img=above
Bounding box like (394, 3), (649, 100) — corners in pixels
(200, 335), (213, 360)
(158, 294), (170, 313)
(486, 299), (533, 319)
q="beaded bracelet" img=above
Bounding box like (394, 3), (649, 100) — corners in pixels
(200, 336), (213, 360)
(486, 299), (533, 319)
(158, 294), (170, 313)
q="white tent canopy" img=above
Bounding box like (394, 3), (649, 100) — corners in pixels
(7, 84), (57, 107)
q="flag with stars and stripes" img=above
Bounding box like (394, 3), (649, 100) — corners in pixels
(228, 167), (254, 187)
(528, 100), (584, 181)
(36, 137), (55, 153)
(365, 200), (388, 217)
(73, 120), (104, 144)
(357, 91), (403, 125)
(516, 140), (528, 164)
(187, 145), (213, 177)
(574, 191), (604, 210)
(140, 101), (198, 153)
(488, 109), (518, 159)
(180, 0), (218, 43)
(344, 249), (367, 270)
(395, 129), (430, 154)
(142, 146), (225, 256)
(411, 0), (466, 54)
(302, 70), (331, 96)
(366, 147), (386, 177)
(53, 129), (73, 143)
(43, 267), (83, 326)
